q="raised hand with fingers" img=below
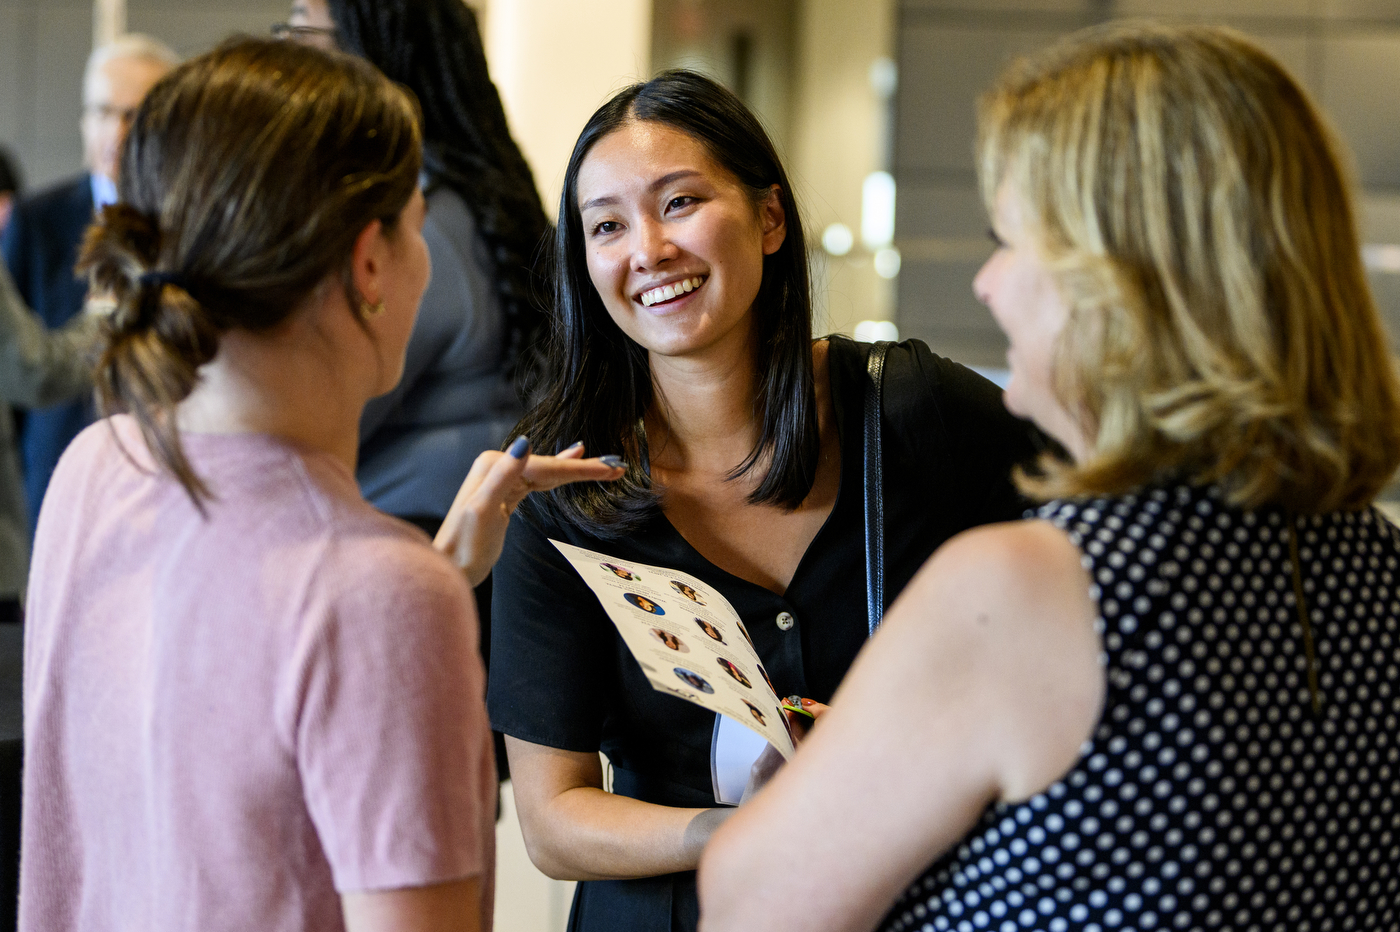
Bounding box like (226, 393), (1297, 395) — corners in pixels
(741, 698), (831, 804)
(433, 438), (625, 587)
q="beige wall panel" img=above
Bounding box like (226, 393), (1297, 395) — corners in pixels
(1321, 31), (1400, 188)
(811, 253), (894, 336)
(903, 0), (1086, 12)
(652, 0), (797, 157)
(896, 256), (1004, 367)
(0, 8), (27, 159)
(1360, 193), (1400, 242)
(30, 5), (89, 189)
(1321, 0), (1400, 19)
(790, 0), (890, 230)
(1115, 0), (1312, 17)
(1244, 33), (1316, 91)
(127, 3), (291, 57)
(788, 0), (896, 332)
(895, 24), (1066, 177)
(1358, 195), (1400, 352)
(485, 0), (652, 210)
(898, 184), (985, 238)
(1365, 272), (1400, 349)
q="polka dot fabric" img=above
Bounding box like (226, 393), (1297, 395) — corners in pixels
(878, 484), (1400, 932)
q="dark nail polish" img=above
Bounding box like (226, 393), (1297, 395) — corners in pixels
(599, 455), (626, 469)
(508, 436), (530, 458)
(563, 441), (583, 453)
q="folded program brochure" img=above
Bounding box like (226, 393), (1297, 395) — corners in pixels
(550, 539), (797, 798)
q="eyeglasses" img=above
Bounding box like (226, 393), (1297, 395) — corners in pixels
(270, 22), (338, 44)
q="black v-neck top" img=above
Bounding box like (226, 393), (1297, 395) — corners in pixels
(491, 335), (1038, 786)
(487, 336), (1040, 929)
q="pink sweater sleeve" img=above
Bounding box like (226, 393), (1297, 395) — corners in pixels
(289, 532), (493, 894)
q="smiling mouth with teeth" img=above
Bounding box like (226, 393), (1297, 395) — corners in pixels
(639, 276), (706, 308)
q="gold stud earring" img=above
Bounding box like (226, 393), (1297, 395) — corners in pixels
(360, 299), (386, 318)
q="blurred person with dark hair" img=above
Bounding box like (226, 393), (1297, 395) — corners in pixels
(0, 147), (20, 238)
(22, 35), (620, 932)
(1, 34), (176, 539)
(282, 0), (550, 532)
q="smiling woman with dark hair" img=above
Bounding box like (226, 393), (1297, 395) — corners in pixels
(486, 69), (1040, 932)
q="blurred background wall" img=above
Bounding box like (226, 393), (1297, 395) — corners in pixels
(0, 0), (900, 341)
(10, 0), (1400, 358)
(0, 0), (290, 191)
(894, 0), (1400, 369)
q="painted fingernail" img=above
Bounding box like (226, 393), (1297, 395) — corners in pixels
(599, 455), (626, 469)
(562, 441), (583, 453)
(508, 436), (530, 459)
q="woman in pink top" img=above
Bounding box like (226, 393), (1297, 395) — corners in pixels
(20, 38), (619, 932)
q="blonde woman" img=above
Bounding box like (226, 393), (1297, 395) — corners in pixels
(699, 24), (1400, 932)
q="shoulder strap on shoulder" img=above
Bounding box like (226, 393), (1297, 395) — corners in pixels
(865, 340), (893, 636)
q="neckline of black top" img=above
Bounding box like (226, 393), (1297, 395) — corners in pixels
(644, 334), (866, 604)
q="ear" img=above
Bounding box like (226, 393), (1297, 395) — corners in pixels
(759, 184), (787, 256)
(348, 218), (389, 309)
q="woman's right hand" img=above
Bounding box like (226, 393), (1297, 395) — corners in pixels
(784, 698), (830, 743)
(433, 439), (624, 587)
(741, 700), (830, 803)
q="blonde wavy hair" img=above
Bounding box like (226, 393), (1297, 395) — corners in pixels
(979, 23), (1400, 512)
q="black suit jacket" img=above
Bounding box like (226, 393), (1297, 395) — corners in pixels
(1, 174), (95, 534)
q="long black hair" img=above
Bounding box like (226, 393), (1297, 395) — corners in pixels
(516, 69), (817, 539)
(327, 0), (549, 384)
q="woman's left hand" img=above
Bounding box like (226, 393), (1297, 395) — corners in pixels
(740, 700), (830, 804)
(433, 439), (625, 587)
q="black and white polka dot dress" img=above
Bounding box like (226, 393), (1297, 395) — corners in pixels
(878, 483), (1400, 932)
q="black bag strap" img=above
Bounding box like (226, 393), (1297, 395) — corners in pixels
(864, 340), (892, 637)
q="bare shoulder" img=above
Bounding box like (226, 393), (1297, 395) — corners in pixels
(871, 519), (1104, 801)
(696, 520), (1102, 932)
(885, 519), (1091, 644)
(937, 517), (1084, 572)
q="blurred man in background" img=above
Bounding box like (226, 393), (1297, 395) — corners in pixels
(1, 34), (177, 537)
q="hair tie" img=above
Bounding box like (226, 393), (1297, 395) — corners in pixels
(138, 270), (188, 292)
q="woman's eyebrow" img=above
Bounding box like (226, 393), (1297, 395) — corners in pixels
(580, 194), (617, 212)
(650, 169), (701, 190)
(580, 170), (704, 213)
